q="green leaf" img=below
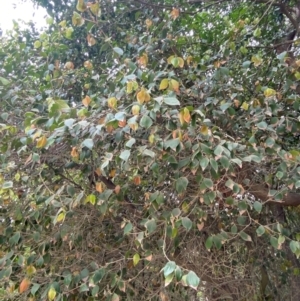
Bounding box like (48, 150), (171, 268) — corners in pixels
(93, 268), (106, 283)
(124, 222), (133, 235)
(231, 224), (237, 234)
(2, 181), (13, 189)
(181, 217), (192, 231)
(203, 178), (213, 189)
(113, 47), (124, 56)
(213, 235), (222, 249)
(253, 201), (262, 213)
(176, 177), (189, 193)
(133, 253), (140, 266)
(239, 231), (252, 242)
(140, 115), (153, 128)
(31, 283), (41, 295)
(145, 219), (157, 234)
(120, 150), (130, 161)
(82, 138), (94, 150)
(205, 236), (213, 250)
(126, 138), (136, 148)
(163, 97), (180, 106)
(186, 271), (200, 289)
(290, 240), (300, 253)
(163, 261), (176, 277)
(199, 157), (209, 171)
(210, 158), (218, 172)
(256, 225), (265, 237)
(0, 76), (10, 85)
(257, 121), (268, 130)
(164, 138), (180, 151)
(270, 236), (278, 249)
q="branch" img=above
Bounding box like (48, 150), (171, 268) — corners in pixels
(247, 183), (300, 206)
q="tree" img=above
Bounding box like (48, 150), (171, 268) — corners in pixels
(1, 0), (300, 300)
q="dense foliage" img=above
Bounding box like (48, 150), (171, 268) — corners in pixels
(2, 0), (300, 300)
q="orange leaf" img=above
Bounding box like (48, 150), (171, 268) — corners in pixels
(133, 176), (141, 185)
(118, 119), (127, 127)
(197, 222), (205, 231)
(138, 53), (148, 67)
(96, 182), (105, 193)
(87, 34), (96, 46)
(170, 8), (180, 20)
(71, 147), (79, 158)
(19, 278), (31, 293)
(83, 60), (93, 69)
(109, 169), (116, 178)
(115, 185), (121, 194)
(183, 108), (191, 123)
(82, 95), (91, 107)
(169, 79), (180, 93)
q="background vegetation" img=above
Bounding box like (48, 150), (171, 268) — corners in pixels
(1, 0), (300, 300)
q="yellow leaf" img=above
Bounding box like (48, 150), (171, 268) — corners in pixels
(133, 81), (139, 91)
(129, 122), (139, 131)
(137, 89), (146, 104)
(186, 56), (193, 65)
(167, 55), (174, 65)
(145, 19), (153, 28)
(241, 102), (249, 110)
(183, 107), (191, 123)
(144, 90), (151, 102)
(178, 57), (184, 68)
(19, 278), (31, 293)
(76, 0), (87, 12)
(169, 79), (180, 92)
(56, 211), (66, 223)
(132, 105), (140, 115)
(82, 95), (91, 107)
(127, 81), (133, 93)
(149, 134), (155, 144)
(89, 3), (100, 16)
(107, 97), (117, 109)
(178, 111), (185, 125)
(264, 88), (276, 98)
(170, 8), (180, 20)
(251, 55), (262, 67)
(171, 57), (179, 67)
(96, 182), (105, 193)
(48, 287), (57, 301)
(133, 253), (140, 266)
(200, 125), (209, 135)
(26, 265), (36, 276)
(36, 136), (47, 148)
(72, 11), (85, 26)
(159, 78), (169, 90)
(71, 147), (79, 158)
(84, 194), (96, 205)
